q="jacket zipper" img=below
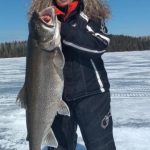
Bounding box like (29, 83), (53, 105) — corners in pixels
(90, 59), (105, 93)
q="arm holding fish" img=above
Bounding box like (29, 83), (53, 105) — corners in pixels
(60, 18), (110, 57)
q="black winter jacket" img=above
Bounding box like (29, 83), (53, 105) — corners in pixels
(54, 1), (110, 101)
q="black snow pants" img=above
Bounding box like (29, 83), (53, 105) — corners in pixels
(47, 91), (116, 150)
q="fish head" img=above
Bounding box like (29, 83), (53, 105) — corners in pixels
(29, 7), (61, 51)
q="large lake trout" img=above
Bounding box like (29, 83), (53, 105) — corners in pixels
(17, 7), (70, 150)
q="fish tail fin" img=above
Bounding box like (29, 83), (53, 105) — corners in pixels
(16, 83), (27, 109)
(42, 127), (58, 148)
(58, 100), (70, 116)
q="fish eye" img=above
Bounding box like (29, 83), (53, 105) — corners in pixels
(36, 24), (41, 31)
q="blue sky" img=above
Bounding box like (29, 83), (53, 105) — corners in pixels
(0, 0), (150, 42)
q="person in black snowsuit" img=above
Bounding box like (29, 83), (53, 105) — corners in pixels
(50, 0), (116, 149)
(29, 0), (116, 150)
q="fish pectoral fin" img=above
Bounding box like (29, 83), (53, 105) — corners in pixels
(16, 83), (27, 109)
(42, 127), (58, 148)
(53, 48), (65, 80)
(53, 47), (65, 70)
(58, 100), (70, 116)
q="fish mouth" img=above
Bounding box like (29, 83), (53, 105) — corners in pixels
(39, 7), (55, 27)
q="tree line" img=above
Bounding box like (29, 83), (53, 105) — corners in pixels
(0, 35), (150, 58)
(107, 34), (150, 52)
(0, 41), (27, 58)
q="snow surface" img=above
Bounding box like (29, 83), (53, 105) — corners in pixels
(0, 51), (150, 150)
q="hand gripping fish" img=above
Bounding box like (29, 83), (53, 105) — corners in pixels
(16, 7), (70, 150)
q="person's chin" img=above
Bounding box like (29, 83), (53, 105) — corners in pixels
(57, 0), (69, 7)
(58, 3), (68, 7)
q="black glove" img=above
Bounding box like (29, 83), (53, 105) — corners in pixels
(88, 19), (108, 33)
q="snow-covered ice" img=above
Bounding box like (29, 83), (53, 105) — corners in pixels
(0, 50), (150, 150)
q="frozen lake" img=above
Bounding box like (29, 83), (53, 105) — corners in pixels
(0, 50), (150, 150)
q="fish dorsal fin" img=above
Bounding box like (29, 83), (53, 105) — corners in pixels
(16, 83), (27, 109)
(42, 127), (58, 148)
(57, 100), (70, 116)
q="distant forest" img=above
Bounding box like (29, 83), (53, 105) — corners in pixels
(108, 35), (150, 52)
(0, 41), (27, 58)
(0, 35), (150, 58)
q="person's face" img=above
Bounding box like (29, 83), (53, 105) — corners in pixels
(55, 0), (73, 7)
